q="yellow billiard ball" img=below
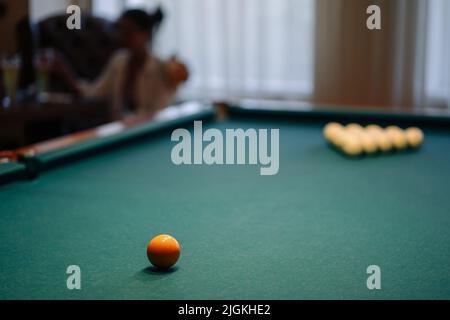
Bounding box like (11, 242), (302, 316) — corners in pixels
(323, 122), (344, 145)
(341, 131), (363, 156)
(147, 234), (181, 269)
(332, 128), (349, 149)
(344, 124), (377, 154)
(359, 130), (378, 154)
(346, 123), (364, 133)
(345, 124), (377, 154)
(366, 125), (392, 152)
(405, 127), (424, 148)
(385, 126), (408, 150)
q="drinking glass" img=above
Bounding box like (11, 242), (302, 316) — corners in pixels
(34, 49), (54, 96)
(1, 55), (21, 108)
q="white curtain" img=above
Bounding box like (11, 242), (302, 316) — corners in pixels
(93, 0), (315, 101)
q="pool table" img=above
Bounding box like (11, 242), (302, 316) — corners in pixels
(1, 101), (450, 300)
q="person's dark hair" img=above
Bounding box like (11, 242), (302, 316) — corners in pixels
(120, 7), (164, 33)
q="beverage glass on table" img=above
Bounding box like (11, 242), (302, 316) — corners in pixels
(1, 55), (21, 108)
(34, 49), (54, 97)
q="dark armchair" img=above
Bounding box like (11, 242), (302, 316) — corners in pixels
(16, 13), (119, 90)
(37, 14), (119, 81)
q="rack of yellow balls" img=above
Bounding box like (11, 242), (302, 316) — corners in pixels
(323, 123), (424, 156)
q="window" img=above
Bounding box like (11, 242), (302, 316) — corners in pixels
(32, 0), (449, 109)
(425, 0), (450, 108)
(92, 0), (315, 101)
(30, 0), (70, 21)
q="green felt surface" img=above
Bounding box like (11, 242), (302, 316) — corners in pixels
(1, 117), (450, 299)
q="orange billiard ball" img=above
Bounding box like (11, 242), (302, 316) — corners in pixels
(147, 234), (181, 269)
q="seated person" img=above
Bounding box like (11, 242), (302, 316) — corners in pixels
(53, 8), (189, 120)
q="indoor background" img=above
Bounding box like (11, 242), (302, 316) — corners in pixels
(0, 0), (449, 150)
(1, 0), (449, 109)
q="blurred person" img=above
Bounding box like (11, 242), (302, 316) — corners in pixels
(52, 7), (189, 120)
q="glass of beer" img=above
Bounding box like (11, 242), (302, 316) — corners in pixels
(34, 49), (54, 97)
(1, 55), (21, 108)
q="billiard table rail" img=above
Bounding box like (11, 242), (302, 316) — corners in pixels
(0, 102), (215, 185)
(226, 99), (450, 129)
